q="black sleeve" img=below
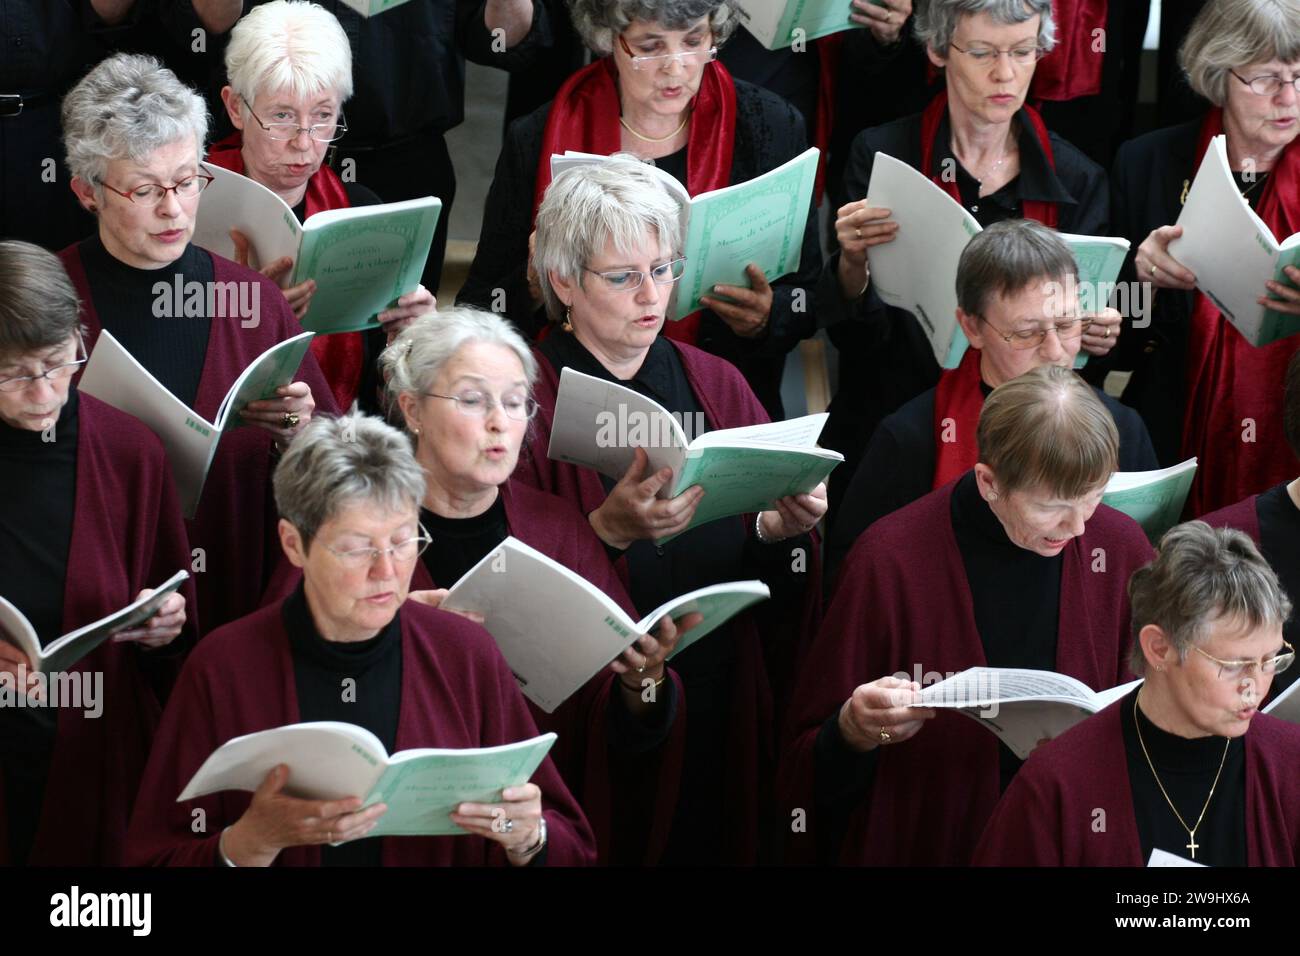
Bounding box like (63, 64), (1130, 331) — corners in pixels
(456, 0), (553, 70)
(1053, 135), (1110, 236)
(343, 181), (383, 207)
(456, 109), (546, 337)
(606, 674), (680, 754)
(1109, 400), (1161, 472)
(812, 712), (878, 863)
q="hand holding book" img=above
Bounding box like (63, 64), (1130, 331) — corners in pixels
(834, 198), (898, 300)
(229, 226), (317, 321)
(588, 446), (707, 550)
(838, 676), (935, 753)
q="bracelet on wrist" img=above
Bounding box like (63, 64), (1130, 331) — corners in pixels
(755, 512), (779, 545)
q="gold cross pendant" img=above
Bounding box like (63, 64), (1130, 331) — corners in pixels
(1186, 833), (1199, 859)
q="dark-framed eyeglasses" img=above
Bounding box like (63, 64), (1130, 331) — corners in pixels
(978, 315), (1091, 350)
(1229, 69), (1300, 97)
(322, 522), (433, 570)
(948, 41), (1045, 67)
(241, 95), (349, 142)
(422, 390), (539, 421)
(583, 256), (687, 292)
(0, 333), (89, 393)
(617, 33), (717, 71)
(97, 164), (214, 206)
(1192, 640), (1295, 681)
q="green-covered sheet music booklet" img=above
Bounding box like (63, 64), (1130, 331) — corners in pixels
(193, 164), (439, 334)
(1102, 458), (1198, 541)
(549, 147), (818, 320)
(547, 366), (842, 537)
(442, 536), (770, 712)
(178, 722), (557, 839)
(78, 329), (314, 518)
(339, 0), (414, 15)
(732, 0), (861, 50)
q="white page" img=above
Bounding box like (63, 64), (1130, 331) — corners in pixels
(1104, 458), (1198, 494)
(440, 538), (641, 713)
(338, 0), (416, 16)
(178, 722), (388, 802)
(192, 164), (301, 276)
(1171, 135), (1280, 344)
(547, 367), (688, 488)
(865, 152), (980, 367)
(1148, 848), (1207, 867)
(955, 699), (1097, 759)
(691, 412), (828, 449)
(917, 667), (1100, 707)
(1263, 677), (1300, 724)
(731, 0), (783, 47)
(79, 330), (218, 518)
(637, 580), (770, 659)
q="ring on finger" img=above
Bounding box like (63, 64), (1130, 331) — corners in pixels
(282, 411), (300, 430)
(855, 227), (862, 240)
(878, 727), (891, 743)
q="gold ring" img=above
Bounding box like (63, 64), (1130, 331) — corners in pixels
(855, 227), (862, 240)
(283, 412), (300, 430)
(878, 727), (891, 743)
(1150, 264), (1158, 276)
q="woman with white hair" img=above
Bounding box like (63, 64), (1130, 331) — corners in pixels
(819, 0), (1115, 518)
(206, 0), (436, 412)
(977, 521), (1300, 866)
(1109, 0), (1300, 515)
(127, 413), (596, 866)
(522, 157), (827, 864)
(379, 306), (696, 864)
(458, 0), (822, 419)
(59, 52), (337, 636)
(0, 241), (196, 866)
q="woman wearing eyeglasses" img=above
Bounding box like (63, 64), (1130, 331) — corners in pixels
(819, 0), (1115, 520)
(1201, 350), (1300, 701)
(58, 53), (337, 636)
(0, 241), (197, 866)
(1108, 0), (1300, 515)
(976, 521), (1300, 866)
(519, 157), (827, 865)
(365, 306), (694, 864)
(826, 220), (1157, 588)
(780, 365), (1154, 866)
(457, 0), (821, 420)
(205, 1), (436, 412)
(127, 413), (595, 866)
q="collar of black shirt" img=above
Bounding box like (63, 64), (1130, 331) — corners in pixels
(542, 329), (682, 406)
(281, 579), (402, 674)
(937, 108), (1078, 209)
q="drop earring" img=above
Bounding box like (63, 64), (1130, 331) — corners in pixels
(562, 307), (573, 333)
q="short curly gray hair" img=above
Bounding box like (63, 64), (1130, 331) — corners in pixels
(914, 0), (1056, 56)
(61, 53), (209, 191)
(273, 413), (426, 550)
(1180, 0), (1300, 107)
(379, 306), (538, 418)
(533, 155), (684, 323)
(1128, 521), (1293, 675)
(568, 0), (736, 55)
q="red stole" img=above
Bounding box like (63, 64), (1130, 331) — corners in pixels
(811, 35), (843, 203)
(931, 346), (985, 488)
(1180, 109), (1300, 516)
(532, 57), (737, 347)
(919, 91), (1060, 228)
(1029, 0), (1106, 102)
(205, 132), (363, 411)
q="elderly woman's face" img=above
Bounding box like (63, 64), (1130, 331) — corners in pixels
(962, 277), (1080, 388)
(0, 335), (79, 431)
(91, 138), (202, 269)
(930, 11), (1041, 125)
(291, 499), (421, 640)
(978, 471), (1106, 557)
(1162, 617), (1285, 737)
(229, 87), (341, 197)
(554, 228), (676, 361)
(1222, 57), (1300, 153)
(613, 17), (714, 119)
(413, 342), (531, 495)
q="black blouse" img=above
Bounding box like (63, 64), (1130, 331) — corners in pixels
(1255, 482), (1300, 697)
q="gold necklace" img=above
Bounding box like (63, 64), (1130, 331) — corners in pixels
(1133, 694), (1230, 861)
(619, 113), (689, 144)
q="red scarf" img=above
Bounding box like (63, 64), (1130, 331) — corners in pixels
(919, 90), (1059, 228)
(1180, 109), (1300, 515)
(931, 346), (985, 488)
(1030, 0), (1106, 102)
(533, 57), (736, 347)
(205, 132), (364, 411)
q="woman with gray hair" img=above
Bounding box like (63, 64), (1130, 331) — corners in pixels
(59, 52), (337, 636)
(1109, 0), (1300, 516)
(977, 521), (1300, 866)
(377, 306), (695, 864)
(127, 412), (596, 867)
(820, 0), (1114, 518)
(458, 0), (823, 418)
(781, 364), (1155, 865)
(0, 240), (196, 866)
(518, 157), (827, 864)
(205, 0), (435, 412)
